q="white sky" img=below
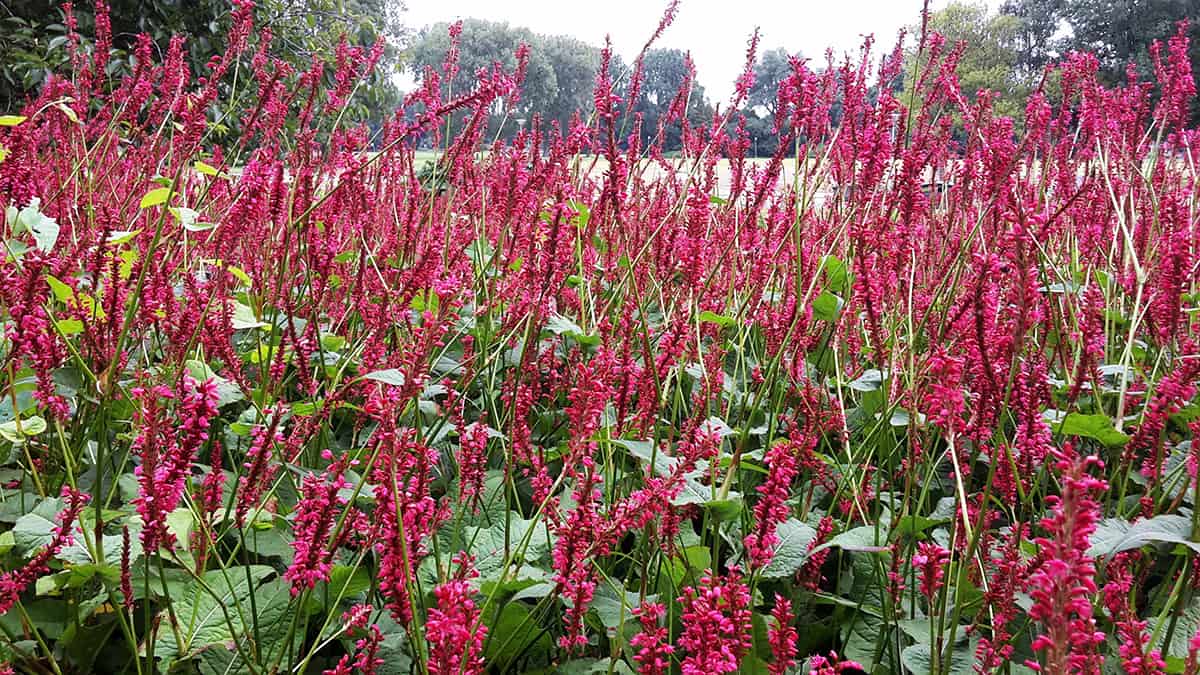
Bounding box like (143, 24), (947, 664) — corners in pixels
(401, 0), (1002, 101)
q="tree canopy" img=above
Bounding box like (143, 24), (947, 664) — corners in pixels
(1, 0), (406, 116)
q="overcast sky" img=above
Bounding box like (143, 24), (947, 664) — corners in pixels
(401, 0), (1002, 101)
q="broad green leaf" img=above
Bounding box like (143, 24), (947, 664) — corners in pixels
(54, 317), (82, 336)
(841, 614), (892, 671)
(1047, 412), (1129, 447)
(58, 532), (139, 569)
(185, 360), (244, 407)
(810, 525), (890, 556)
(479, 565), (549, 596)
(589, 585), (655, 633)
(152, 565), (277, 663)
(12, 496), (64, 553)
(1154, 597), (1200, 659)
(193, 577), (293, 672)
(759, 518), (819, 578)
(193, 161), (230, 179)
(698, 310), (737, 328)
(812, 290), (843, 321)
(560, 658), (636, 674)
(231, 301), (267, 330)
(704, 497), (742, 521)
(484, 603), (551, 668)
(1087, 514), (1200, 558)
(171, 206), (214, 231)
(203, 259), (252, 287)
(106, 229), (141, 245)
(363, 369), (406, 386)
(849, 368), (885, 392)
(11, 199), (59, 252)
(0, 598), (67, 639)
(139, 187), (172, 208)
(545, 313), (600, 345)
(0, 415), (47, 443)
(241, 520), (294, 563)
(326, 564), (371, 598)
(901, 642), (978, 675)
(820, 254), (850, 292)
(371, 614), (416, 675)
(44, 275), (74, 303)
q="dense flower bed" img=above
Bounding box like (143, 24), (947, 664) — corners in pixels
(1, 2), (1199, 673)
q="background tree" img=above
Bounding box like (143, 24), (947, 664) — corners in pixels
(739, 47), (799, 156)
(748, 47), (794, 118)
(628, 48), (713, 152)
(0, 0), (407, 117)
(1002, 0), (1200, 121)
(407, 19), (560, 142)
(1001, 0), (1065, 76)
(541, 34), (602, 132)
(904, 2), (1028, 120)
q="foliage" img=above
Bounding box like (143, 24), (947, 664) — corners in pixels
(2, 2), (1200, 675)
(1003, 0), (1200, 121)
(0, 0), (406, 123)
(903, 2), (1031, 121)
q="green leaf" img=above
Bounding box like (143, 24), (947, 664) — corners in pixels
(371, 615), (416, 675)
(559, 658), (636, 675)
(759, 518), (819, 578)
(569, 200), (591, 228)
(589, 585), (655, 633)
(12, 496), (63, 553)
(171, 206), (214, 232)
(55, 317), (84, 335)
(849, 368), (885, 392)
(0, 115), (28, 126)
(0, 415), (47, 443)
(58, 532), (139, 570)
(152, 565), (278, 663)
(326, 564), (371, 598)
(698, 310), (737, 328)
(704, 497), (742, 521)
(11, 199), (59, 252)
(1087, 515), (1200, 558)
(820, 254), (850, 292)
(812, 290), (843, 322)
(44, 275), (74, 302)
(193, 161), (230, 179)
(901, 641), (978, 674)
(185, 360), (245, 407)
(484, 603), (550, 668)
(545, 314), (600, 345)
(479, 565), (549, 596)
(614, 438), (672, 475)
(1048, 412), (1129, 447)
(193, 577), (294, 672)
(808, 525), (890, 557)
(0, 599), (67, 639)
(204, 259), (252, 288)
(106, 229), (141, 245)
(139, 187), (172, 208)
(231, 301), (267, 330)
(1154, 597), (1200, 659)
(363, 368), (406, 386)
